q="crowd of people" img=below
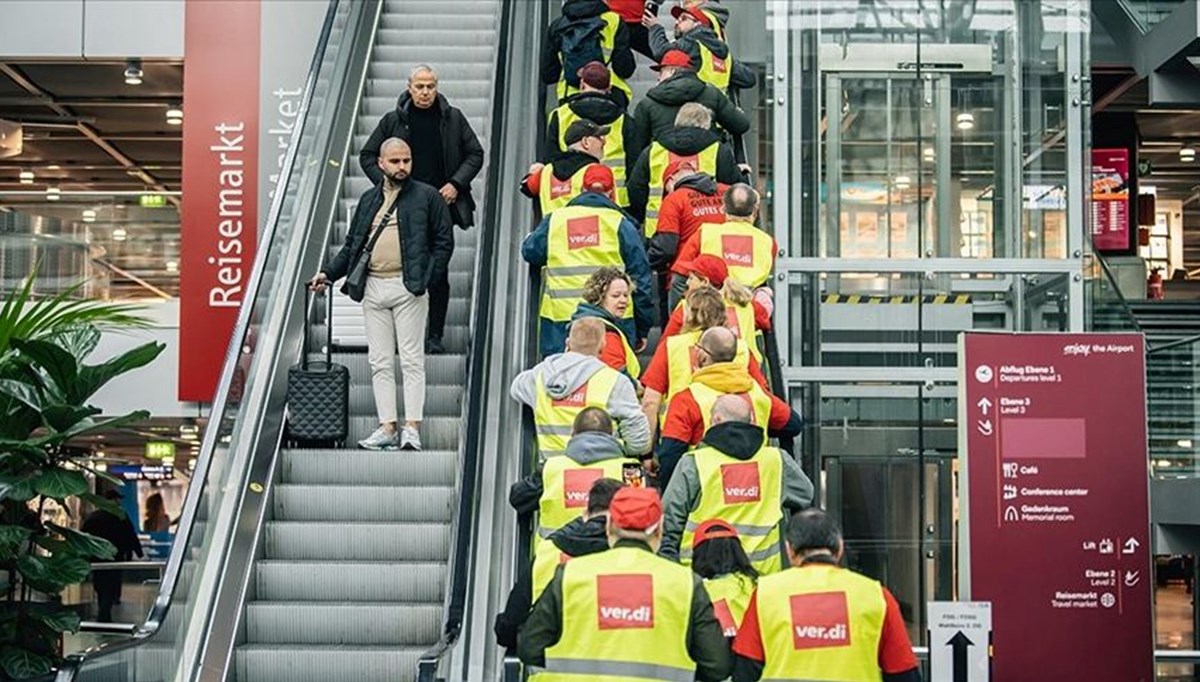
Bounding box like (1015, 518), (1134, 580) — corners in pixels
(309, 0), (922, 678)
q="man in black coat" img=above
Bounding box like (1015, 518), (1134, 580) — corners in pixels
(358, 64), (484, 354)
(633, 49), (750, 156)
(81, 489), (143, 622)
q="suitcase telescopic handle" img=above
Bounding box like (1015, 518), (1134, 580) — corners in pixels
(301, 284), (334, 370)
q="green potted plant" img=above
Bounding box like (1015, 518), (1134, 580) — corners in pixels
(0, 273), (165, 680)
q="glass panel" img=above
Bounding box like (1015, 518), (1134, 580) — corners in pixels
(1148, 340), (1200, 478)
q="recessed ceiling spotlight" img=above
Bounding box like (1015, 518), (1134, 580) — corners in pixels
(922, 147), (935, 162)
(46, 187), (60, 201)
(165, 260), (179, 273)
(18, 170), (33, 184)
(82, 209), (96, 223)
(124, 58), (144, 85)
(956, 112), (975, 130)
(166, 106), (183, 126)
(893, 175), (911, 190)
(112, 227), (127, 241)
(1180, 146), (1195, 162)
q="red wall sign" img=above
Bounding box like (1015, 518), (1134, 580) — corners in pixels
(960, 333), (1152, 682)
(1091, 148), (1131, 251)
(178, 0), (262, 401)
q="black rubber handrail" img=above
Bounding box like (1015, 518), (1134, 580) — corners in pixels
(414, 0), (516, 677)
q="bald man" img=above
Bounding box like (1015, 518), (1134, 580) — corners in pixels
(660, 393), (813, 575)
(312, 137), (454, 451)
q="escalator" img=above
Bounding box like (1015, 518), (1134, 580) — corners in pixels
(57, 1), (516, 680)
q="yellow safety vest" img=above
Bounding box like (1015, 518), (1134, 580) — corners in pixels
(645, 142), (720, 237)
(541, 546), (697, 682)
(595, 315), (642, 377)
(679, 296), (761, 361)
(533, 368), (622, 459)
(532, 537), (571, 603)
(702, 9), (725, 40)
(689, 380), (773, 437)
(538, 163), (592, 215)
(555, 12), (633, 103)
(555, 106), (630, 207)
(538, 454), (629, 541)
(698, 220), (775, 287)
(681, 444), (784, 575)
(702, 572), (755, 638)
(755, 564), (888, 682)
(542, 205), (625, 322)
(664, 329), (750, 402)
(696, 42), (732, 92)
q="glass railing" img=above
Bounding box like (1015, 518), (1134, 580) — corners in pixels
(1118, 0), (1188, 33)
(1147, 335), (1200, 478)
(59, 1), (363, 679)
(1088, 251), (1143, 334)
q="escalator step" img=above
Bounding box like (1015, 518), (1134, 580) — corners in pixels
(279, 448), (457, 485)
(273, 485), (454, 522)
(245, 602), (441, 644)
(236, 645), (427, 682)
(255, 561), (446, 601)
(263, 522), (451, 561)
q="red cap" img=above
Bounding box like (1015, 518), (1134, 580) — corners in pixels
(609, 487), (663, 532)
(692, 519), (739, 550)
(670, 4), (712, 27)
(577, 61), (611, 91)
(664, 158), (699, 182)
(680, 253), (728, 287)
(651, 49), (693, 72)
(582, 164), (615, 193)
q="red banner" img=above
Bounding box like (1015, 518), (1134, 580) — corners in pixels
(1091, 148), (1131, 251)
(178, 0), (261, 401)
(960, 333), (1152, 682)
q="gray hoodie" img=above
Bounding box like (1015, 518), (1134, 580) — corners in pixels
(510, 352), (652, 456)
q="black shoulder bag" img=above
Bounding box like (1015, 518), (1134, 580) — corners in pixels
(340, 198), (400, 302)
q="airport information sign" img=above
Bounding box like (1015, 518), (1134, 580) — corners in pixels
(959, 333), (1152, 682)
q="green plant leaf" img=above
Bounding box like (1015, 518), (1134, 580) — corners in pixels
(0, 647), (53, 679)
(15, 555), (55, 592)
(32, 536), (68, 556)
(41, 404), (100, 433)
(70, 341), (165, 404)
(0, 525), (31, 560)
(33, 468), (88, 499)
(30, 607), (81, 634)
(40, 326), (100, 363)
(0, 379), (42, 413)
(43, 553), (92, 585)
(47, 523), (116, 561)
(2, 478), (37, 502)
(10, 338), (77, 395)
(79, 492), (124, 518)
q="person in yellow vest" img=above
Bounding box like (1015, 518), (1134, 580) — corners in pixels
(545, 62), (638, 209)
(495, 477), (624, 652)
(518, 486), (733, 681)
(541, 0), (636, 103)
(658, 326), (802, 486)
(571, 267), (645, 378)
(662, 255), (774, 359)
(679, 0), (730, 40)
(521, 163), (654, 358)
(676, 183), (778, 288)
(521, 120), (610, 217)
(643, 3), (756, 92)
(632, 49), (751, 156)
(511, 318), (651, 459)
(660, 394), (813, 575)
(629, 102), (743, 237)
(691, 519), (758, 639)
(731, 509), (922, 682)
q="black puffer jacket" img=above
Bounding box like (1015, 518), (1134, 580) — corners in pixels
(322, 179), (454, 299)
(627, 126), (741, 222)
(541, 0), (635, 90)
(545, 91), (640, 189)
(358, 93), (484, 227)
(633, 71), (750, 153)
(648, 25), (757, 91)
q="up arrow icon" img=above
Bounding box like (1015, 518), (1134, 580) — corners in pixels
(977, 397), (993, 415)
(1123, 537), (1140, 554)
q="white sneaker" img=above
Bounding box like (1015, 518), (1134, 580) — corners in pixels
(358, 426), (398, 450)
(399, 426), (422, 451)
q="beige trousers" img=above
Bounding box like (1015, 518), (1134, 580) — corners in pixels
(362, 276), (427, 424)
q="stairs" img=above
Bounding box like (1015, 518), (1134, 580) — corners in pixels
(233, 2), (499, 680)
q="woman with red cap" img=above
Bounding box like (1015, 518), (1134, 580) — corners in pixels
(662, 254), (773, 359)
(691, 519), (758, 640)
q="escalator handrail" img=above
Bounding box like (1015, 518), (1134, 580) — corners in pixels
(1094, 250), (1145, 333)
(55, 2), (344, 676)
(415, 0), (517, 676)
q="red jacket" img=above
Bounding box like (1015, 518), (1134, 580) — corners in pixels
(607, 0), (645, 22)
(659, 183), (728, 276)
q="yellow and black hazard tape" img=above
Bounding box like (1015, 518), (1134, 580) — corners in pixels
(822, 294), (972, 305)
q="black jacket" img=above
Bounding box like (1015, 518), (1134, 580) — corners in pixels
(546, 91), (640, 185)
(81, 510), (143, 562)
(519, 149), (601, 201)
(518, 538), (733, 681)
(542, 0), (636, 91)
(633, 71), (751, 154)
(628, 127), (741, 223)
(648, 25), (757, 91)
(322, 179), (454, 298)
(358, 93), (484, 227)
(494, 515), (611, 650)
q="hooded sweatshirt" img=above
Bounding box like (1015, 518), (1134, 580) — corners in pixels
(509, 351), (652, 456)
(541, 0), (636, 88)
(659, 421), (814, 562)
(648, 172), (726, 273)
(647, 23), (757, 90)
(628, 126), (741, 223)
(633, 71), (751, 153)
(509, 431), (634, 514)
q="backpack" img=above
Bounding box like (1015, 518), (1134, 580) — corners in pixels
(559, 16), (606, 88)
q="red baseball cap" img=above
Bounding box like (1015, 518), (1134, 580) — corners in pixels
(651, 49), (693, 72)
(692, 519), (739, 550)
(577, 61), (611, 91)
(664, 158), (699, 183)
(609, 487), (663, 533)
(680, 253), (728, 287)
(670, 4), (712, 27)
(582, 164), (615, 193)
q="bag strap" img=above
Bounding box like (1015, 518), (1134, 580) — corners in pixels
(324, 284), (334, 365)
(362, 196), (401, 256)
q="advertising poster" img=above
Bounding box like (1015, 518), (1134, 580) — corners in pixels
(1091, 148), (1131, 251)
(959, 333), (1152, 682)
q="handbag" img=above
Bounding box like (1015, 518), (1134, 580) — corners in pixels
(340, 199), (400, 302)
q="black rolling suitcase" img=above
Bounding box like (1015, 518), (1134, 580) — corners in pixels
(286, 287), (349, 446)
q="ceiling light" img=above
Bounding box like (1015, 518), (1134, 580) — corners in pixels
(46, 187), (60, 201)
(922, 147), (935, 162)
(1177, 439), (1193, 448)
(82, 209), (96, 223)
(18, 170), (33, 184)
(124, 59), (143, 85)
(1180, 146), (1195, 162)
(112, 227), (127, 241)
(165, 106), (183, 126)
(96, 462), (108, 473)
(956, 112), (975, 130)
(165, 260), (179, 273)
(893, 175), (911, 190)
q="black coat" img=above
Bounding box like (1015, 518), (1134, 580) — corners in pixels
(81, 510), (143, 562)
(358, 93), (485, 227)
(545, 91), (640, 186)
(322, 179), (454, 299)
(627, 126), (741, 223)
(541, 0), (636, 89)
(633, 71), (751, 154)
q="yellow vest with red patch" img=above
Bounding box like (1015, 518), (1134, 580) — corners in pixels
(538, 163), (591, 215)
(533, 368), (622, 459)
(702, 572), (755, 638)
(664, 329), (750, 402)
(697, 220), (775, 287)
(645, 142), (720, 237)
(537, 454), (628, 542)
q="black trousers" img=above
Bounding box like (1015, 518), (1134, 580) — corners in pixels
(94, 571), (122, 622)
(427, 267), (450, 340)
